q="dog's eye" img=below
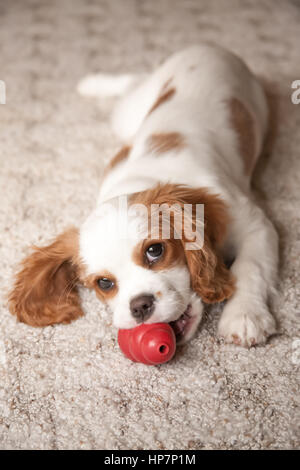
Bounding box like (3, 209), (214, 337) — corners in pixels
(97, 278), (114, 291)
(145, 243), (164, 263)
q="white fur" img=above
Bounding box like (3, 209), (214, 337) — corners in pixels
(78, 44), (278, 346)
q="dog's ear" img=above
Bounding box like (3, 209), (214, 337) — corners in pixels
(8, 227), (85, 326)
(180, 187), (236, 303)
(183, 236), (235, 303)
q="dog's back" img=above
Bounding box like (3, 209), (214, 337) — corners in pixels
(84, 44), (269, 203)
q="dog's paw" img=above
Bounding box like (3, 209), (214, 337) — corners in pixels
(217, 304), (276, 347)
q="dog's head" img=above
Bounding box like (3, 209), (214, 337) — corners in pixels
(9, 184), (235, 343)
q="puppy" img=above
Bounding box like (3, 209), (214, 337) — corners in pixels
(9, 44), (278, 347)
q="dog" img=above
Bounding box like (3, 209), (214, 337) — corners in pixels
(9, 44), (278, 347)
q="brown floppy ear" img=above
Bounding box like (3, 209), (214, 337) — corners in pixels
(181, 188), (236, 303)
(8, 227), (84, 326)
(184, 236), (235, 303)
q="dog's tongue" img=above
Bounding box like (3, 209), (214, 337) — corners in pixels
(169, 305), (192, 338)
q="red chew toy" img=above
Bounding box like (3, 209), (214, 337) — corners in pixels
(118, 323), (176, 365)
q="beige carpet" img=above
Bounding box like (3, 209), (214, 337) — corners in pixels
(0, 0), (299, 450)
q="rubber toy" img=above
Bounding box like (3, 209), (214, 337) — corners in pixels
(118, 323), (176, 365)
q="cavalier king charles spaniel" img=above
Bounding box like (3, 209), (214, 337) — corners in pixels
(9, 44), (278, 347)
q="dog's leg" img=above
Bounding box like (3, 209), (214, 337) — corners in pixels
(218, 200), (278, 347)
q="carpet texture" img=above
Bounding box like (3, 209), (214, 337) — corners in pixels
(0, 0), (299, 450)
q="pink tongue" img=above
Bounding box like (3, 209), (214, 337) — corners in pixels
(171, 317), (188, 336)
(169, 305), (191, 337)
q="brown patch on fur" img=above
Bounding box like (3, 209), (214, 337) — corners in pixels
(130, 184), (236, 303)
(250, 78), (278, 196)
(228, 98), (257, 175)
(84, 271), (118, 301)
(147, 132), (185, 154)
(156, 291), (162, 298)
(258, 78), (278, 162)
(161, 78), (173, 92)
(8, 227), (84, 327)
(148, 80), (176, 115)
(104, 145), (131, 175)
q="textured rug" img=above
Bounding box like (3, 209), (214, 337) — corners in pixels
(0, 0), (299, 450)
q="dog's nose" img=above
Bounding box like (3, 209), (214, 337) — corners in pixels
(130, 294), (155, 323)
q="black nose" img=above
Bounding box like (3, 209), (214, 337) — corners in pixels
(130, 294), (155, 323)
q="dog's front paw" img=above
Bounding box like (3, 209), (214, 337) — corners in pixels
(217, 304), (276, 347)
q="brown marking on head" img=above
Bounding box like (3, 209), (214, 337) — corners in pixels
(84, 270), (118, 302)
(130, 184), (235, 303)
(104, 145), (131, 176)
(8, 227), (85, 326)
(228, 98), (257, 175)
(147, 132), (185, 155)
(148, 79), (176, 115)
(132, 238), (186, 272)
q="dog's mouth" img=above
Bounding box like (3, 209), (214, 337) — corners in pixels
(169, 304), (194, 343)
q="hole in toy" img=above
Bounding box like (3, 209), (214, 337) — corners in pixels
(159, 345), (169, 355)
